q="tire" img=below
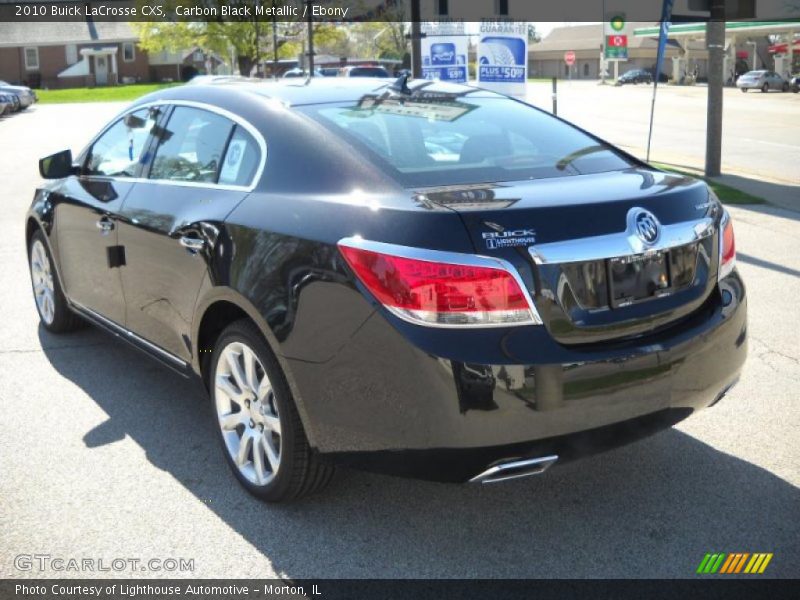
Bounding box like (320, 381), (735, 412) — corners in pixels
(761, 83), (769, 93)
(782, 83), (789, 92)
(209, 319), (334, 502)
(28, 229), (83, 333)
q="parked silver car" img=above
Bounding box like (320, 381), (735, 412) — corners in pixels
(0, 80), (37, 107)
(736, 70), (790, 92)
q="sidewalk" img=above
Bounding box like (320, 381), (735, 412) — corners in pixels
(650, 160), (800, 213)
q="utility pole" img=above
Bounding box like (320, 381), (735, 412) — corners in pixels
(254, 0), (261, 77)
(272, 0), (279, 79)
(705, 0), (725, 176)
(306, 0), (315, 76)
(410, 0), (422, 78)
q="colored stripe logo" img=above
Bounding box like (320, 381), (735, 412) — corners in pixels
(697, 553), (773, 574)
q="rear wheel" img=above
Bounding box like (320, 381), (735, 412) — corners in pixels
(209, 319), (334, 502)
(761, 83), (769, 93)
(782, 82), (789, 92)
(741, 88), (748, 92)
(28, 229), (83, 333)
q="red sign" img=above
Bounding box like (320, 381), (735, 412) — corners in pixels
(564, 51), (576, 66)
(607, 35), (628, 48)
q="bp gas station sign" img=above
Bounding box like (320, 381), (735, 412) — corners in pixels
(604, 15), (629, 60)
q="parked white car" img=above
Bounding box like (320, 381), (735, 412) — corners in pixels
(736, 70), (789, 92)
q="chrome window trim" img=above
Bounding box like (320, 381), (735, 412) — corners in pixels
(529, 210), (715, 265)
(338, 236), (543, 328)
(79, 99), (267, 193)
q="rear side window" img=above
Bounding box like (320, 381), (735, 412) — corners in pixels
(150, 107), (232, 183)
(86, 108), (158, 178)
(218, 126), (260, 187)
(301, 95), (635, 187)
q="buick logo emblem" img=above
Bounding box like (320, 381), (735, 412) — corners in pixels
(633, 209), (660, 244)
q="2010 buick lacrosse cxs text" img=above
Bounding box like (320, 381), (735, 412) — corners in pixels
(26, 76), (746, 502)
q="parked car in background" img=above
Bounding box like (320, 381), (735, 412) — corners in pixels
(27, 78), (746, 502)
(736, 70), (789, 92)
(339, 65), (391, 78)
(616, 69), (654, 85)
(0, 81), (37, 108)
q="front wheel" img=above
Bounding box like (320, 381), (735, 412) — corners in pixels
(782, 82), (789, 92)
(209, 319), (334, 502)
(741, 88), (748, 92)
(761, 83), (769, 93)
(28, 230), (83, 333)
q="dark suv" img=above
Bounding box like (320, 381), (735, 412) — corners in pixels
(27, 79), (746, 502)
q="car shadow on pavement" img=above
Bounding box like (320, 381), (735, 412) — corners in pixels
(40, 325), (800, 578)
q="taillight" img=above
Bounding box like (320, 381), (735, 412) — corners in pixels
(718, 212), (736, 280)
(338, 238), (541, 327)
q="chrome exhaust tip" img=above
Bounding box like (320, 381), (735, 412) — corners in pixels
(469, 455), (559, 484)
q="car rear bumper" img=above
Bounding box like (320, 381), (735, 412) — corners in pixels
(287, 272), (747, 482)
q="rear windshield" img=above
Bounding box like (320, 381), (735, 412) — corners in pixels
(299, 94), (636, 187)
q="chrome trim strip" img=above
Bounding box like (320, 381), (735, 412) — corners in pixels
(529, 211), (715, 265)
(71, 301), (188, 368)
(470, 455), (559, 484)
(77, 99), (267, 193)
(338, 236), (543, 327)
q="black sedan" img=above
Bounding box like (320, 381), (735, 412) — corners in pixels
(616, 69), (654, 85)
(27, 78), (746, 502)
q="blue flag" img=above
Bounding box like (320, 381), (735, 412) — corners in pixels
(655, 0), (675, 87)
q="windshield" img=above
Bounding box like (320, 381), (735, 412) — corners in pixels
(299, 94), (636, 187)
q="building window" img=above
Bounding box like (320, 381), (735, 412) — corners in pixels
(496, 0), (509, 15)
(437, 0), (448, 16)
(24, 47), (39, 71)
(65, 44), (78, 65)
(122, 42), (135, 63)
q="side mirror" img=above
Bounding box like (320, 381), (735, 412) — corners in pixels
(39, 149), (77, 179)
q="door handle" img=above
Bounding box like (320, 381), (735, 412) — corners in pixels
(96, 217), (114, 234)
(179, 235), (205, 253)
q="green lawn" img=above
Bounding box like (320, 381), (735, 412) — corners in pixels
(652, 163), (765, 205)
(36, 83), (180, 104)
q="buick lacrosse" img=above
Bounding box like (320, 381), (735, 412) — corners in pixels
(27, 77), (746, 501)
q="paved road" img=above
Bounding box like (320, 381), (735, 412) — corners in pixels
(1, 103), (798, 579)
(526, 81), (800, 185)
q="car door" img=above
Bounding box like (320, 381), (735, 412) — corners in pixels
(116, 104), (263, 362)
(53, 106), (162, 324)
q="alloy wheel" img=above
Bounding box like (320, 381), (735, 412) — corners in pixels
(214, 341), (282, 485)
(30, 239), (55, 325)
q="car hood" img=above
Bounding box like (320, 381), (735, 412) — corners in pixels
(0, 85), (31, 94)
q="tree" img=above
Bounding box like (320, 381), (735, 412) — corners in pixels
(528, 24), (541, 44)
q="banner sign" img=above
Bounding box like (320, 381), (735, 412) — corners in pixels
(477, 21), (529, 97)
(421, 21), (468, 83)
(604, 14), (629, 60)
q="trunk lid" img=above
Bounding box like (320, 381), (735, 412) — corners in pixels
(418, 168), (722, 344)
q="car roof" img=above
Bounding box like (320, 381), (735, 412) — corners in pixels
(147, 77), (499, 108)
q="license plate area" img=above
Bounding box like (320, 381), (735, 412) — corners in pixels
(608, 251), (671, 308)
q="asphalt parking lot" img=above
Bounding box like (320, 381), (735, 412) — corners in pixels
(1, 96), (799, 579)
